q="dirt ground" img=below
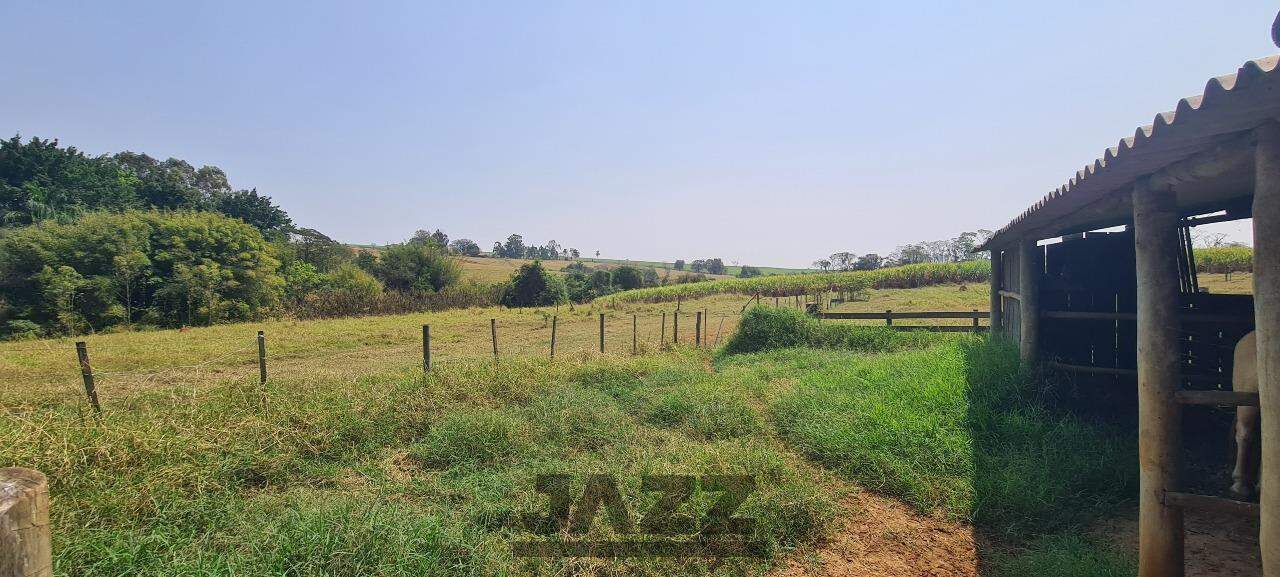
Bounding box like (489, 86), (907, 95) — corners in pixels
(770, 489), (978, 577)
(1096, 507), (1261, 577)
(771, 489), (1260, 577)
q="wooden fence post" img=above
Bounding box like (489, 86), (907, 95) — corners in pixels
(422, 325), (431, 373)
(673, 311), (679, 343)
(491, 319), (499, 358)
(973, 310), (980, 331)
(257, 331), (267, 385)
(886, 310), (893, 326)
(660, 312), (666, 345)
(632, 314), (637, 355)
(550, 316), (557, 359)
(0, 467), (52, 577)
(599, 313), (605, 353)
(695, 312), (702, 346)
(74, 342), (101, 413)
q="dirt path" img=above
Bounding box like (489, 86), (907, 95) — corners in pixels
(770, 489), (978, 577)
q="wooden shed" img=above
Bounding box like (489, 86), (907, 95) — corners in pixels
(977, 55), (1280, 577)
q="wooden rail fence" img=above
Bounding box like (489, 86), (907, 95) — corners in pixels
(814, 309), (990, 332)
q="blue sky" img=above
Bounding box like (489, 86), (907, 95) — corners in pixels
(2, 1), (1274, 267)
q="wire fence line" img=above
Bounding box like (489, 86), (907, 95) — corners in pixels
(3, 307), (760, 415)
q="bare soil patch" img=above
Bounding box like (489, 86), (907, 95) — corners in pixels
(1096, 507), (1260, 577)
(771, 489), (978, 577)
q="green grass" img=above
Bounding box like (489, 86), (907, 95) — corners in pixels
(722, 306), (950, 355)
(2, 290), (1137, 576)
(5, 353), (841, 576)
(719, 309), (1136, 534)
(988, 535), (1135, 577)
(601, 261), (991, 304)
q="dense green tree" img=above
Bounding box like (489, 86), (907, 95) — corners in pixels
(673, 259), (685, 271)
(214, 188), (292, 239)
(613, 266), (643, 290)
(279, 228), (350, 272)
(854, 253), (883, 270)
(0, 136), (139, 225)
(0, 211), (281, 335)
(641, 267), (660, 287)
(738, 265), (762, 278)
(500, 261), (566, 307)
(1, 136), (296, 237)
(501, 234), (525, 259)
(449, 238), (481, 256)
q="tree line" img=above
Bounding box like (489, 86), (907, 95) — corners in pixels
(0, 135), (716, 338)
(0, 136), (494, 338)
(813, 230), (993, 272)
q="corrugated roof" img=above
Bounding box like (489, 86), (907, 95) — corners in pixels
(980, 56), (1280, 250)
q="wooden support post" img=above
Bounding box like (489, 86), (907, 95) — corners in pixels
(491, 319), (498, 358)
(674, 311), (679, 343)
(1253, 121), (1280, 575)
(550, 316), (557, 359)
(973, 309), (980, 330)
(885, 310), (893, 326)
(74, 342), (100, 413)
(695, 312), (702, 346)
(0, 467), (52, 577)
(990, 249), (1004, 337)
(422, 324), (430, 373)
(774, 297), (779, 307)
(599, 313), (605, 353)
(660, 312), (666, 345)
(257, 331), (267, 385)
(1018, 240), (1041, 362)
(632, 314), (637, 355)
(1134, 180), (1184, 577)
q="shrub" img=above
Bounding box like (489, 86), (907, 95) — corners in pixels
(500, 261), (567, 307)
(324, 263), (383, 300)
(287, 281), (497, 319)
(722, 306), (946, 355)
(375, 241), (461, 293)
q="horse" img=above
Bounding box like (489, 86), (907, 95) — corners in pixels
(1231, 330), (1261, 498)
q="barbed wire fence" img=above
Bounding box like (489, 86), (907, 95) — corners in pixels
(7, 291), (947, 417)
(4, 301), (797, 416)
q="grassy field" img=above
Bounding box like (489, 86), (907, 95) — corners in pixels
(0, 284), (993, 410)
(1198, 271), (1253, 294)
(0, 287), (1138, 576)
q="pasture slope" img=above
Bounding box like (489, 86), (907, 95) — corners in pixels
(0, 283), (1143, 577)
